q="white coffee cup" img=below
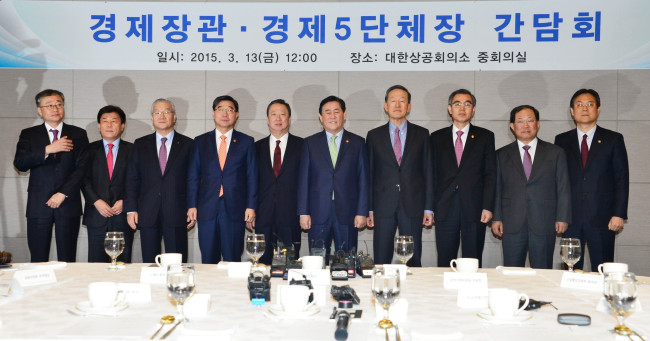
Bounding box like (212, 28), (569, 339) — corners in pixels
(88, 282), (125, 308)
(450, 258), (479, 273)
(488, 288), (529, 318)
(278, 285), (311, 313)
(155, 253), (182, 267)
(300, 256), (324, 270)
(598, 262), (629, 275)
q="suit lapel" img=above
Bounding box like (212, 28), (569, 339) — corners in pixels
(261, 136), (273, 175)
(336, 130), (351, 169)
(442, 126), (458, 169)
(278, 134), (296, 177)
(565, 130), (582, 168)
(506, 142), (527, 182)
(586, 126), (603, 170)
(400, 122), (412, 166)
(379, 124), (399, 167)
(112, 141), (128, 182)
(38, 124), (52, 155)
(224, 130), (241, 170)
(315, 131), (334, 169)
(146, 133), (164, 177)
(459, 124), (478, 169)
(96, 142), (111, 182)
(529, 140), (548, 182)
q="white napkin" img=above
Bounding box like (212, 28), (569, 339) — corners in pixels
(411, 329), (463, 340)
(375, 298), (408, 324)
(496, 266), (536, 276)
(184, 294), (211, 318)
(19, 261), (67, 270)
(178, 319), (236, 340)
(227, 262), (251, 277)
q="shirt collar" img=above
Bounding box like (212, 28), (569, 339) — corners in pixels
(103, 138), (121, 148)
(388, 120), (407, 134)
(44, 122), (63, 132)
(577, 125), (597, 140)
(452, 123), (470, 136)
(517, 137), (538, 149)
(325, 128), (344, 140)
(156, 130), (175, 142)
(216, 128), (233, 140)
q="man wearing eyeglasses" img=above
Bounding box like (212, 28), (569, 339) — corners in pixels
(187, 95), (258, 263)
(14, 89), (89, 262)
(492, 105), (571, 269)
(125, 98), (193, 263)
(430, 89), (496, 268)
(554, 89), (629, 271)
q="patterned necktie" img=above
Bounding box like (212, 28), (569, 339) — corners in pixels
(159, 137), (167, 174)
(329, 135), (338, 167)
(50, 129), (58, 159)
(273, 140), (282, 177)
(107, 143), (114, 180)
(523, 145), (532, 180)
(454, 130), (464, 166)
(393, 127), (402, 165)
(219, 135), (227, 197)
(581, 134), (588, 168)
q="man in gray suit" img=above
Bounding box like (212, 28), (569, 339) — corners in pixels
(492, 105), (571, 269)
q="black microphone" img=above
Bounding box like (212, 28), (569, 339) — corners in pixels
(334, 310), (351, 341)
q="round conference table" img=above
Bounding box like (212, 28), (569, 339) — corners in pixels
(0, 263), (647, 341)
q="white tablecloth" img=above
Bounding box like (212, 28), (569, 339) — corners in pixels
(0, 263), (648, 341)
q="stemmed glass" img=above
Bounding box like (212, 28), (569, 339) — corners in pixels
(167, 264), (195, 323)
(394, 235), (414, 269)
(371, 266), (401, 334)
(104, 232), (125, 271)
(603, 272), (637, 336)
(560, 238), (581, 272)
(246, 234), (266, 271)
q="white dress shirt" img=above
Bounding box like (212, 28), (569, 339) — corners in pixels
(516, 137), (538, 163)
(268, 133), (288, 166)
(216, 128), (234, 154)
(576, 125), (596, 151)
(155, 130), (174, 159)
(452, 123), (470, 149)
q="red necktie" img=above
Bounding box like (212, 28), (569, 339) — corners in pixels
(581, 134), (588, 168)
(107, 143), (114, 180)
(273, 140), (282, 177)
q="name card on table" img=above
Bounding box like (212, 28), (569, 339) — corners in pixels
(457, 287), (489, 309)
(382, 264), (408, 280)
(443, 272), (488, 290)
(287, 269), (331, 286)
(140, 267), (167, 285)
(10, 269), (57, 296)
(117, 283), (151, 303)
(560, 272), (603, 292)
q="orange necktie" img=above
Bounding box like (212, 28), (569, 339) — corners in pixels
(219, 135), (227, 197)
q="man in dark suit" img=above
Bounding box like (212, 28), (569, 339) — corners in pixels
(187, 95), (257, 263)
(430, 89), (496, 268)
(492, 105), (571, 269)
(366, 85), (433, 267)
(125, 98), (193, 263)
(82, 105), (133, 263)
(255, 99), (303, 265)
(297, 96), (369, 257)
(554, 89), (629, 271)
(14, 89), (89, 262)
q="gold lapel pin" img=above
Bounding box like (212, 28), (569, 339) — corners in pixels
(471, 135), (475, 139)
(233, 139), (237, 142)
(346, 140), (349, 143)
(598, 140), (601, 143)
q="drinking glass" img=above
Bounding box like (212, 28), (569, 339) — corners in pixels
(167, 264), (195, 322)
(246, 234), (265, 270)
(394, 235), (414, 275)
(104, 232), (125, 271)
(560, 238), (581, 272)
(603, 272), (637, 336)
(371, 266), (400, 331)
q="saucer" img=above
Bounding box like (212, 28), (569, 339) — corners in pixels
(75, 300), (129, 315)
(266, 304), (320, 319)
(477, 309), (532, 323)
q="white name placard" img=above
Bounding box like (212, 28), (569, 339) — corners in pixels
(560, 272), (603, 291)
(13, 269), (56, 287)
(117, 283), (151, 303)
(140, 267), (167, 285)
(457, 287), (489, 309)
(443, 272), (488, 290)
(382, 264), (408, 280)
(287, 269), (331, 286)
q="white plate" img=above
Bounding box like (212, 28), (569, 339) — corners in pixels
(75, 300), (129, 314)
(477, 309), (532, 323)
(266, 304), (320, 319)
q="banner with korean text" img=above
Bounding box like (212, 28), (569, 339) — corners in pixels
(0, 0), (649, 71)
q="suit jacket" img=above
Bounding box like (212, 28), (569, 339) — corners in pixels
(124, 131), (192, 228)
(493, 139), (571, 236)
(297, 130), (369, 225)
(430, 124), (496, 222)
(366, 122), (433, 217)
(14, 123), (89, 218)
(554, 126), (629, 229)
(187, 130), (258, 221)
(255, 134), (303, 229)
(82, 139), (133, 227)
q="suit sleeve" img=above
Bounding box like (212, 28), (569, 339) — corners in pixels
(430, 134), (438, 213)
(365, 132), (374, 213)
(481, 132), (497, 213)
(555, 148), (572, 223)
(296, 139), (310, 216)
(612, 134), (629, 219)
(81, 148), (100, 204)
(423, 129), (434, 212)
(58, 130), (89, 197)
(356, 138), (370, 216)
(246, 139), (258, 210)
(493, 153), (503, 221)
(124, 143), (141, 213)
(13, 129), (46, 172)
(186, 139), (200, 210)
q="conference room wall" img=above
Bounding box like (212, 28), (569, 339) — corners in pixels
(1, 68), (648, 275)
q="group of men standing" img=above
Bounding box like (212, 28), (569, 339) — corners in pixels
(13, 86), (628, 271)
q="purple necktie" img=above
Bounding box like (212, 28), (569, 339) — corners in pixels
(580, 134), (588, 168)
(393, 127), (402, 165)
(454, 130), (463, 166)
(50, 129), (58, 159)
(523, 145), (532, 180)
(159, 137), (167, 174)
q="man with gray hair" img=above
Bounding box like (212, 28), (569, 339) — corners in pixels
(125, 98), (193, 263)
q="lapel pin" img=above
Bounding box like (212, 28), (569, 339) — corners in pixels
(233, 139), (237, 143)
(598, 140), (601, 143)
(346, 140), (349, 143)
(471, 135), (475, 139)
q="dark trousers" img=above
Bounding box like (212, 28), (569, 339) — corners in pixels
(308, 200), (357, 264)
(502, 221), (556, 269)
(372, 201), (423, 267)
(563, 220), (616, 272)
(256, 205), (301, 265)
(87, 219), (134, 263)
(27, 215), (80, 262)
(435, 195), (486, 267)
(197, 198), (245, 264)
(140, 211), (188, 264)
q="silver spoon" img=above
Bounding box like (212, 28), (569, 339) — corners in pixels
(150, 315), (174, 340)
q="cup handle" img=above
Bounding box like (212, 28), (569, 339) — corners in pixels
(155, 255), (161, 267)
(450, 259), (458, 272)
(517, 293), (529, 315)
(598, 264), (604, 275)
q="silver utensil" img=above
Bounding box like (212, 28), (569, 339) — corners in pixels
(160, 320), (181, 340)
(150, 315), (175, 340)
(395, 325), (402, 341)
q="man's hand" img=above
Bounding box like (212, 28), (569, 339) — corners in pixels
(555, 221), (568, 234)
(127, 212), (138, 230)
(111, 200), (123, 215)
(608, 216), (625, 232)
(480, 209), (493, 224)
(367, 212), (375, 228)
(187, 208), (197, 230)
(423, 212), (433, 227)
(244, 208), (255, 231)
(300, 215), (311, 230)
(45, 136), (73, 156)
(354, 215), (367, 229)
(431, 212), (435, 225)
(94, 199), (114, 218)
(46, 192), (66, 209)
(491, 220), (503, 237)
